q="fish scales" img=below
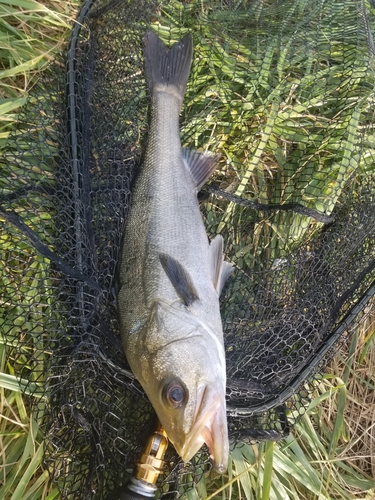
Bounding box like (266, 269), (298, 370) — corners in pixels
(117, 31), (233, 473)
(125, 91), (212, 304)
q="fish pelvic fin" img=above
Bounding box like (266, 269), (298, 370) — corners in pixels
(159, 253), (199, 306)
(182, 148), (221, 190)
(144, 30), (193, 100)
(210, 235), (234, 295)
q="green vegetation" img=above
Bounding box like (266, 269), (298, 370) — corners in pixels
(0, 1), (79, 498)
(154, 0), (375, 266)
(1, 0), (375, 499)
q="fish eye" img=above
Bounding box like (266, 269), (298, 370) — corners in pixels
(163, 381), (187, 408)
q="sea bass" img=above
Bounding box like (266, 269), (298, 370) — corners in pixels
(117, 31), (233, 473)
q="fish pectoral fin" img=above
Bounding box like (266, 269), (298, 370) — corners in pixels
(182, 148), (221, 190)
(210, 235), (234, 295)
(159, 253), (199, 306)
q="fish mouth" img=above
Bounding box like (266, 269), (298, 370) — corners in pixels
(178, 385), (228, 473)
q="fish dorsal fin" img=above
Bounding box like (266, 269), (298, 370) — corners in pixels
(159, 253), (199, 306)
(182, 148), (221, 190)
(210, 235), (234, 295)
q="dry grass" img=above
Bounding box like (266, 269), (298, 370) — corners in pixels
(326, 306), (375, 481)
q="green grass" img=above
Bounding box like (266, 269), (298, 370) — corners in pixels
(0, 1), (79, 498)
(148, 1), (375, 280)
(1, 0), (375, 499)
(0, 342), (60, 500)
(0, 0), (75, 147)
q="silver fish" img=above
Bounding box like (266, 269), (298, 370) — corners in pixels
(117, 31), (233, 473)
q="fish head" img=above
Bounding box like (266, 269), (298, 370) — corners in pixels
(133, 300), (228, 473)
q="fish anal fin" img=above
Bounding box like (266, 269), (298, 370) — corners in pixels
(210, 235), (234, 295)
(182, 148), (221, 190)
(159, 254), (199, 306)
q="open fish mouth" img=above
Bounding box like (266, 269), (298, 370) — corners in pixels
(178, 385), (228, 473)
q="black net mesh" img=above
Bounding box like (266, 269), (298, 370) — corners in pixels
(1, 0), (375, 498)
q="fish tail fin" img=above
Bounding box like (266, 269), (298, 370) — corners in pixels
(144, 30), (193, 101)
